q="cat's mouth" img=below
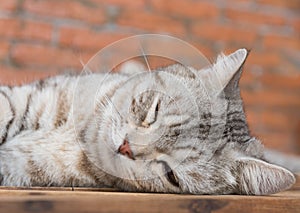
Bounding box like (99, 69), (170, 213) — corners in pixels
(118, 139), (135, 160)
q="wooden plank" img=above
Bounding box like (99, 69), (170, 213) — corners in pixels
(0, 189), (299, 213)
(0, 175), (299, 213)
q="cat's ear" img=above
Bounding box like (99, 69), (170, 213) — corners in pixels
(199, 48), (249, 97)
(235, 157), (295, 195)
(222, 49), (249, 99)
(119, 60), (146, 75)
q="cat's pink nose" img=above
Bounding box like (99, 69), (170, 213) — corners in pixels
(118, 139), (135, 160)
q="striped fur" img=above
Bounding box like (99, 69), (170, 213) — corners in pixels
(0, 49), (297, 195)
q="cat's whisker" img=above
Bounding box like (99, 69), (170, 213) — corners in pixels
(79, 57), (87, 70)
(95, 94), (123, 123)
(103, 95), (123, 122)
(139, 43), (152, 73)
(83, 67), (93, 75)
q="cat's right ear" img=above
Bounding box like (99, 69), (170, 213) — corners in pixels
(234, 157), (295, 195)
(198, 48), (249, 97)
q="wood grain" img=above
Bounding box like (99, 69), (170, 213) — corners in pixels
(0, 175), (299, 213)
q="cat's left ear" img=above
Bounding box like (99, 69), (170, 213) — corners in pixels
(199, 48), (249, 97)
(235, 157), (296, 195)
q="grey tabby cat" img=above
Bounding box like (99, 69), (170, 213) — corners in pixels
(0, 49), (298, 195)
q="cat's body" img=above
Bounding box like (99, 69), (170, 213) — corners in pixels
(0, 49), (298, 195)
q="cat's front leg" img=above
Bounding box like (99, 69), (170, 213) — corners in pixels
(0, 129), (99, 187)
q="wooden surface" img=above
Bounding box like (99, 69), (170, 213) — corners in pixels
(0, 175), (299, 213)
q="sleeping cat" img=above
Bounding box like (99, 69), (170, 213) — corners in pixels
(0, 48), (298, 195)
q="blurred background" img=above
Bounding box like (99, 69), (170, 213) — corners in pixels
(0, 0), (299, 154)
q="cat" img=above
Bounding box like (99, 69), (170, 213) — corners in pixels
(0, 48), (299, 195)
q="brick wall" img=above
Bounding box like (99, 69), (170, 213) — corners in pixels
(0, 0), (299, 154)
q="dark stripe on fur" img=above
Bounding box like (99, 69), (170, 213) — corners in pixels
(12, 93), (32, 137)
(0, 90), (15, 144)
(0, 173), (3, 185)
(54, 90), (69, 128)
(33, 105), (45, 130)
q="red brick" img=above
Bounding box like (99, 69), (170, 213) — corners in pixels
(255, 130), (297, 154)
(227, 0), (257, 3)
(191, 22), (257, 45)
(24, 0), (105, 24)
(261, 73), (300, 90)
(11, 44), (82, 69)
(75, 51), (96, 66)
(0, 41), (10, 60)
(239, 67), (260, 86)
(186, 41), (214, 59)
(247, 52), (281, 67)
(117, 10), (186, 35)
(59, 27), (132, 51)
(245, 108), (298, 136)
(91, 0), (146, 9)
(0, 0), (19, 11)
(225, 8), (286, 26)
(0, 18), (20, 38)
(0, 18), (53, 42)
(0, 65), (58, 86)
(257, 0), (300, 10)
(245, 109), (261, 132)
(263, 34), (300, 50)
(292, 19), (300, 33)
(151, 0), (218, 19)
(260, 110), (297, 131)
(19, 21), (53, 42)
(242, 89), (300, 108)
(276, 60), (300, 75)
(141, 56), (176, 70)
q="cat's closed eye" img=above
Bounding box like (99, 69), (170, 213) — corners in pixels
(155, 99), (160, 113)
(141, 99), (160, 128)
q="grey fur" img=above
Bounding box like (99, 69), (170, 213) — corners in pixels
(0, 49), (297, 195)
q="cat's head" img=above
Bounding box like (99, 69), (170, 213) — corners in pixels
(93, 49), (295, 195)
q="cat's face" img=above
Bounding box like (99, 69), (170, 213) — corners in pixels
(95, 49), (295, 195)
